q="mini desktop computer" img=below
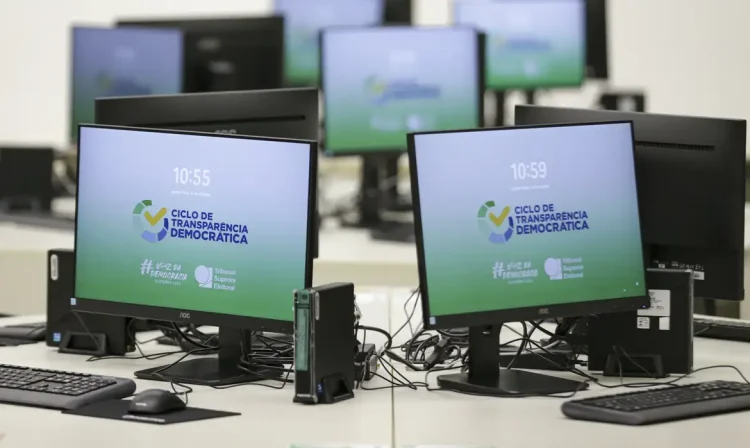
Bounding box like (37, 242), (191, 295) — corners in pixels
(73, 124), (317, 386)
(70, 26), (183, 143)
(320, 26), (484, 240)
(408, 121), (649, 395)
(117, 17), (284, 93)
(453, 0), (586, 125)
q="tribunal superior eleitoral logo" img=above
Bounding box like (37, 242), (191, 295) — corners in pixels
(477, 200), (514, 244)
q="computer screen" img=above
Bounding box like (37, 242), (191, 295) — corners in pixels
(410, 123), (647, 329)
(322, 27), (483, 155)
(275, 0), (383, 86)
(74, 125), (315, 330)
(454, 0), (585, 90)
(515, 105), (747, 301)
(70, 27), (182, 142)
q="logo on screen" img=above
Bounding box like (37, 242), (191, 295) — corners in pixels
(133, 200), (169, 243)
(477, 201), (514, 244)
(364, 76), (441, 105)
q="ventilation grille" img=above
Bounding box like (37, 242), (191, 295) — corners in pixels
(635, 140), (715, 152)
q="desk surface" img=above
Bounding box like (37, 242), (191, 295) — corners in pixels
(387, 290), (750, 448)
(0, 291), (394, 448)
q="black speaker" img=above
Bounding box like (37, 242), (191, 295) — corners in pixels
(0, 146), (54, 212)
(47, 249), (135, 356)
(599, 91), (647, 112)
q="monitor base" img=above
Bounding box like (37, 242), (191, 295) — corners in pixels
(135, 358), (275, 387)
(436, 369), (587, 396)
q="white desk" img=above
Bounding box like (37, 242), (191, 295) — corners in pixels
(388, 291), (750, 448)
(0, 291), (394, 448)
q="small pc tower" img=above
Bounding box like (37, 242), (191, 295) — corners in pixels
(588, 269), (694, 377)
(47, 249), (134, 356)
(293, 283), (355, 404)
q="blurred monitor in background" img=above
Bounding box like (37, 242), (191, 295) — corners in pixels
(70, 26), (182, 143)
(118, 17), (283, 93)
(585, 0), (609, 79)
(454, 0), (586, 91)
(275, 0), (384, 86)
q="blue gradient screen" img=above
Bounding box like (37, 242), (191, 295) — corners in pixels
(75, 127), (313, 321)
(71, 27), (183, 142)
(322, 27), (482, 153)
(275, 0), (383, 85)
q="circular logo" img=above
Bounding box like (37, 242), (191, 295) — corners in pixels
(132, 200), (169, 243)
(194, 265), (212, 287)
(477, 200), (513, 244)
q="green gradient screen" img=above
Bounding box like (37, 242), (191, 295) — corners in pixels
(454, 0), (585, 89)
(413, 123), (646, 322)
(71, 27), (182, 142)
(275, 0), (383, 85)
(322, 27), (481, 154)
(75, 127), (312, 322)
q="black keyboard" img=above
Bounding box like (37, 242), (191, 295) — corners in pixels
(562, 381), (750, 425)
(694, 314), (750, 342)
(0, 364), (136, 410)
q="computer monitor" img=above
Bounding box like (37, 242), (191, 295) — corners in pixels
(585, 0), (609, 79)
(70, 26), (182, 142)
(117, 17), (284, 93)
(275, 0), (384, 86)
(321, 26), (484, 155)
(515, 105), (747, 302)
(453, 0), (586, 91)
(409, 122), (648, 395)
(94, 87), (320, 258)
(74, 124), (316, 386)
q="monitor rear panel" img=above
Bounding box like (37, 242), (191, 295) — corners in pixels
(118, 17), (284, 92)
(515, 105), (746, 301)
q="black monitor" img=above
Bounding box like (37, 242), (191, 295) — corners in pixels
(585, 0), (609, 79)
(94, 87), (320, 258)
(409, 121), (649, 395)
(515, 105), (747, 302)
(117, 17), (284, 93)
(384, 0), (412, 24)
(70, 26), (183, 142)
(74, 124), (316, 386)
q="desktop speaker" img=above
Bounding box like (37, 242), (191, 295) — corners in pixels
(598, 91), (646, 113)
(47, 249), (134, 356)
(0, 146), (54, 212)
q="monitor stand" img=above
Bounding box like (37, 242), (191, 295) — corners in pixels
(348, 155), (413, 243)
(135, 327), (279, 387)
(436, 325), (587, 396)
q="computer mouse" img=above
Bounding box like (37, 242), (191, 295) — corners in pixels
(127, 389), (186, 415)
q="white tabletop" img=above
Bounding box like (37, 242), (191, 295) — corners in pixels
(0, 291), (394, 448)
(387, 290), (750, 448)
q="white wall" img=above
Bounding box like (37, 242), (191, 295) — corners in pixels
(0, 0), (749, 148)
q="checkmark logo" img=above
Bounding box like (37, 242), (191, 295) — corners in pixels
(488, 206), (510, 227)
(143, 208), (167, 227)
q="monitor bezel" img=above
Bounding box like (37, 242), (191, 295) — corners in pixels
(68, 25), (184, 145)
(320, 25), (486, 157)
(407, 121), (650, 330)
(73, 124), (317, 334)
(452, 0), (587, 91)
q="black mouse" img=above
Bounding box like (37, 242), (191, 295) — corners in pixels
(127, 389), (186, 415)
